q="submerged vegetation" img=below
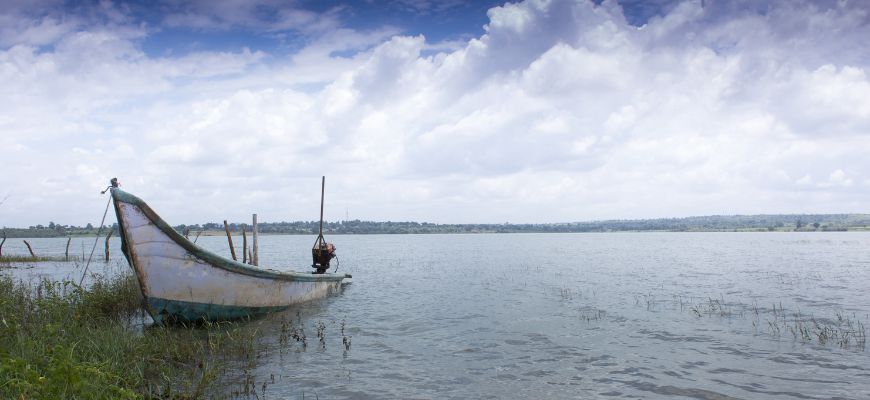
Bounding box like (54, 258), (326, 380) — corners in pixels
(668, 294), (867, 351)
(760, 304), (867, 350)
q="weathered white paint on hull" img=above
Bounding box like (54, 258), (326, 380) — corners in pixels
(115, 199), (345, 317)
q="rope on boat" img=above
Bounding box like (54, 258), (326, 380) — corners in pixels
(78, 193), (113, 288)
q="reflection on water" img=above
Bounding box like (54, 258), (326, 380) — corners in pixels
(3, 232), (870, 399)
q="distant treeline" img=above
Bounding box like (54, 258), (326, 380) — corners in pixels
(5, 214), (869, 238)
(1, 223), (117, 238)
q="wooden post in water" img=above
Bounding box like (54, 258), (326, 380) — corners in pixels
(104, 230), (113, 262)
(23, 240), (36, 257)
(224, 220), (237, 261)
(0, 230), (6, 257)
(252, 214), (259, 266)
(242, 227), (248, 264)
(65, 237), (71, 261)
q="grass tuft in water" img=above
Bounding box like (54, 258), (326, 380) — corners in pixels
(667, 293), (866, 351)
(762, 306), (866, 350)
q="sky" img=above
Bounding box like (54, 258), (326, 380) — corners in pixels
(1, 0), (869, 227)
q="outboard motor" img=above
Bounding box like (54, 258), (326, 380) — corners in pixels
(311, 176), (336, 274)
(312, 239), (335, 274)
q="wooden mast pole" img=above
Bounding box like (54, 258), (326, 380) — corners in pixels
(319, 176), (325, 241)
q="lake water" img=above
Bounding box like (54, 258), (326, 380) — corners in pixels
(3, 232), (870, 399)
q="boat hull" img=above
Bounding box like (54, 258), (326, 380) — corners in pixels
(111, 188), (349, 323)
(146, 298), (291, 322)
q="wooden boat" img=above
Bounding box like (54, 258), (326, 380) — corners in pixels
(110, 186), (350, 323)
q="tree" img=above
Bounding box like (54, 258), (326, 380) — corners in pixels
(86, 223), (94, 230)
(813, 222), (820, 230)
(796, 220), (804, 230)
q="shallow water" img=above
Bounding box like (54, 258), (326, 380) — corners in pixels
(4, 232), (870, 399)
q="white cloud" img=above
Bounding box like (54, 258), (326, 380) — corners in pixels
(161, 0), (343, 34)
(0, 14), (80, 47)
(823, 169), (854, 188)
(1, 0), (870, 226)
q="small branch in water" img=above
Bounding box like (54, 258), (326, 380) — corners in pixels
(23, 240), (36, 257)
(65, 237), (71, 261)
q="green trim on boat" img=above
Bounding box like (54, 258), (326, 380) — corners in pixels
(110, 188), (350, 283)
(147, 297), (290, 323)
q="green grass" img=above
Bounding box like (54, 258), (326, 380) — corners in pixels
(0, 255), (82, 263)
(0, 273), (263, 399)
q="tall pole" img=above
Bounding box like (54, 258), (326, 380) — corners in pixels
(242, 227), (248, 264)
(252, 213), (258, 266)
(319, 176), (325, 238)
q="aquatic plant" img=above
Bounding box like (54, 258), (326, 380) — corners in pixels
(682, 295), (735, 319)
(760, 305), (866, 350)
(665, 293), (866, 351)
(278, 313), (308, 349)
(341, 319), (352, 351)
(316, 321), (327, 349)
(579, 307), (607, 322)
